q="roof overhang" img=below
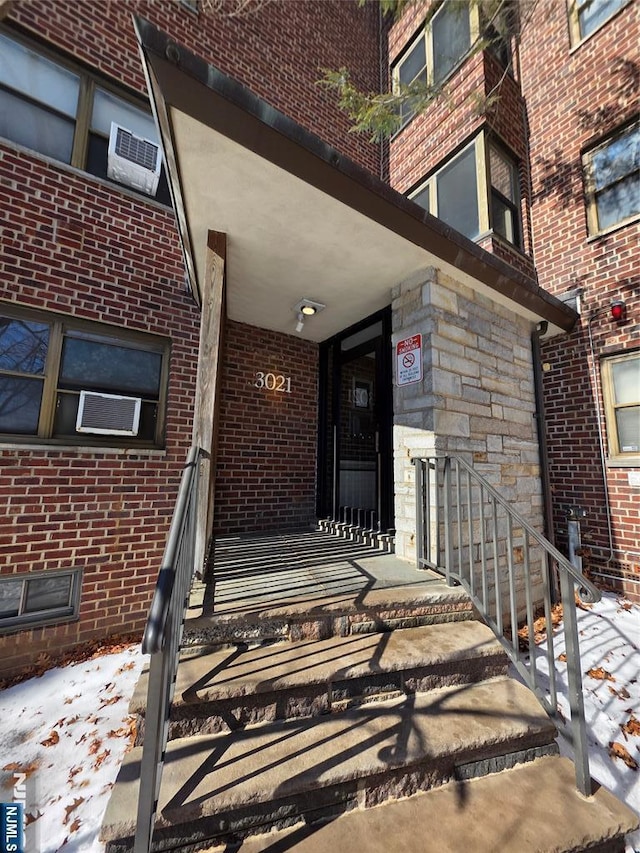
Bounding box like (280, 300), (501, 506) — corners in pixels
(134, 17), (577, 342)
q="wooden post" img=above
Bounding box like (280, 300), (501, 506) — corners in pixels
(192, 230), (226, 578)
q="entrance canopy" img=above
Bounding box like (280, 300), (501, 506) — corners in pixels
(135, 18), (576, 342)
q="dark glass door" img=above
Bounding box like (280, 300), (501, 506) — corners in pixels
(318, 309), (393, 532)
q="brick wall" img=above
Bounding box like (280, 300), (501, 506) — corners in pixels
(0, 147), (199, 676)
(214, 321), (319, 535)
(10, 0), (382, 176)
(0, 0), (382, 675)
(387, 1), (535, 276)
(520, 0), (639, 598)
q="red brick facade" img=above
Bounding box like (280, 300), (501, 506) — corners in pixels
(519, 0), (639, 598)
(213, 321), (319, 535)
(0, 0), (381, 676)
(385, 0), (639, 599)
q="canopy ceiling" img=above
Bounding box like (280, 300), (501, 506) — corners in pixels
(135, 18), (576, 342)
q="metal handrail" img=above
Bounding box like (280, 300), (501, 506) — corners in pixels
(413, 454), (601, 796)
(135, 446), (202, 853)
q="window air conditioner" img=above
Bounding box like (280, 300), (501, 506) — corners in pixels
(107, 122), (161, 196)
(76, 391), (142, 436)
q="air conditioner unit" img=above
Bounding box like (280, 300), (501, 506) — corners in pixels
(107, 122), (161, 197)
(76, 391), (142, 436)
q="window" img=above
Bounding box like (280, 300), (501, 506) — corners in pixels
(489, 145), (520, 245)
(602, 352), (640, 461)
(410, 134), (521, 246)
(392, 3), (472, 127)
(0, 569), (82, 632)
(583, 122), (640, 235)
(0, 31), (171, 205)
(392, 2), (512, 129)
(0, 304), (170, 448)
(568, 0), (631, 42)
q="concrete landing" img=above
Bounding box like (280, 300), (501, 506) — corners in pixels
(200, 756), (638, 853)
(185, 531), (473, 644)
(101, 676), (557, 849)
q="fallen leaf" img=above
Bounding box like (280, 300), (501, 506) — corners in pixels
(557, 653), (567, 662)
(63, 797), (84, 825)
(621, 716), (640, 738)
(64, 694), (81, 705)
(67, 766), (82, 782)
(608, 741), (638, 770)
(40, 730), (60, 747)
(101, 682), (115, 693)
(107, 727), (129, 738)
(2, 762), (39, 777)
(116, 661), (136, 674)
(55, 717), (66, 728)
(88, 738), (102, 755)
(94, 749), (110, 769)
(25, 811), (43, 826)
(586, 667), (615, 682)
(86, 715), (102, 725)
(608, 685), (631, 700)
(69, 817), (81, 833)
(98, 695), (121, 710)
(66, 715), (80, 725)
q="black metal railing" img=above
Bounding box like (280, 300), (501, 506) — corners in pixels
(413, 454), (601, 796)
(134, 446), (202, 853)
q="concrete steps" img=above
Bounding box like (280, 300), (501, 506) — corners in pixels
(130, 621), (509, 742)
(101, 676), (560, 852)
(100, 534), (638, 852)
(197, 756), (639, 853)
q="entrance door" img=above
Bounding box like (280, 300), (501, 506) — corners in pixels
(318, 309), (393, 532)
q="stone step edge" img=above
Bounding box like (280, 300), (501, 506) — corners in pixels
(101, 676), (557, 848)
(196, 755), (640, 853)
(182, 605), (477, 647)
(130, 621), (508, 715)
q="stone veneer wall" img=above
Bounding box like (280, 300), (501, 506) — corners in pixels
(392, 267), (545, 616)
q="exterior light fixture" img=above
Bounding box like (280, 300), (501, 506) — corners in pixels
(292, 298), (326, 333)
(611, 300), (627, 322)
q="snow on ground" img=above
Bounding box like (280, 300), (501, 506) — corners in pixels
(0, 591), (638, 853)
(0, 644), (147, 853)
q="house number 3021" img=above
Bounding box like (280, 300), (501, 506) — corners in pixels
(255, 372), (292, 393)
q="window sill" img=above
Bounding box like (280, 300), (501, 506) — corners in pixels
(0, 442), (167, 457)
(586, 211), (640, 243)
(0, 138), (174, 214)
(605, 457), (640, 468)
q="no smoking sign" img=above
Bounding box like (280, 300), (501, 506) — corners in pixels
(396, 334), (422, 386)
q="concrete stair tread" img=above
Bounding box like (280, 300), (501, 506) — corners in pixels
(102, 675), (556, 844)
(200, 755), (639, 853)
(130, 621), (507, 713)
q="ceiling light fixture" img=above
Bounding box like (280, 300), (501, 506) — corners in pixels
(293, 299), (326, 333)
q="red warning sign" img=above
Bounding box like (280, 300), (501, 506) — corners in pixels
(396, 334), (422, 386)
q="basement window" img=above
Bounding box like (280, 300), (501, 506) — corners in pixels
(0, 303), (170, 448)
(0, 30), (171, 205)
(0, 569), (82, 633)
